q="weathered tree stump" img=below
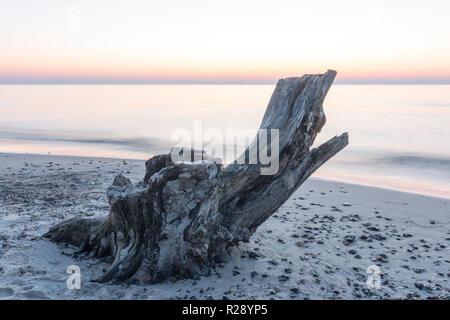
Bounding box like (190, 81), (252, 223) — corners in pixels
(44, 70), (348, 283)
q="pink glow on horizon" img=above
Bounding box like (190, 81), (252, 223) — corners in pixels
(2, 68), (449, 83)
(1, 52), (449, 83)
(2, 54), (449, 83)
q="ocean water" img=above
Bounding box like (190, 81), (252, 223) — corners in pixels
(0, 84), (449, 198)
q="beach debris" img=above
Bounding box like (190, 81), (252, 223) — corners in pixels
(343, 235), (356, 245)
(295, 241), (305, 248)
(342, 203), (352, 207)
(248, 251), (260, 260)
(376, 253), (389, 263)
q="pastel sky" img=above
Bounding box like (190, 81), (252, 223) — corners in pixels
(1, 0), (449, 84)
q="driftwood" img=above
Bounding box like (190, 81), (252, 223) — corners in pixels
(44, 70), (348, 283)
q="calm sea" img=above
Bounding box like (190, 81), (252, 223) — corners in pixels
(0, 84), (449, 198)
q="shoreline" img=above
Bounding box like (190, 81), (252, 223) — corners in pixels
(0, 152), (448, 299)
(2, 151), (449, 201)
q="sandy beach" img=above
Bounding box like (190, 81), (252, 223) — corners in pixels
(0, 152), (448, 300)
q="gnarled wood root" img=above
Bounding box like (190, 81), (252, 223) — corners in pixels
(44, 70), (349, 283)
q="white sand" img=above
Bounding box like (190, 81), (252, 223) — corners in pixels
(0, 152), (448, 300)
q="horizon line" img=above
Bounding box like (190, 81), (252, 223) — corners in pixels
(1, 78), (450, 85)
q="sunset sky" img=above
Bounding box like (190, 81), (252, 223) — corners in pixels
(1, 0), (449, 84)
